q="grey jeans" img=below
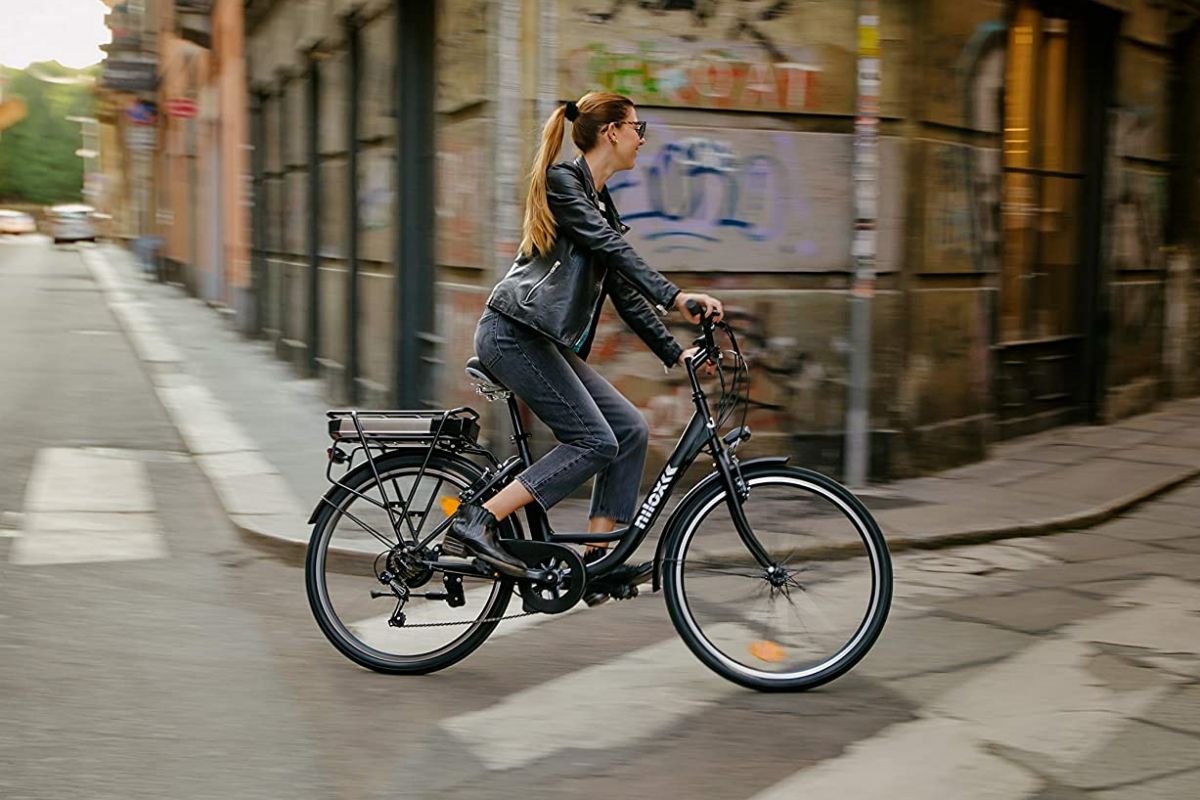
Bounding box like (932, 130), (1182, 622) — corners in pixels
(474, 308), (649, 523)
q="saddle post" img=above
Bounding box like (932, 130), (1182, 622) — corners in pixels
(505, 393), (534, 465)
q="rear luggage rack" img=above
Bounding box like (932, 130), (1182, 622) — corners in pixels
(326, 408), (481, 447)
(319, 408), (491, 519)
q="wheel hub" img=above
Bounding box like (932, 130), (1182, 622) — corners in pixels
(765, 565), (791, 588)
(387, 546), (434, 589)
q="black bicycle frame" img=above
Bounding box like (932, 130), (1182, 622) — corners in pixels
(313, 320), (773, 583)
(506, 347), (773, 579)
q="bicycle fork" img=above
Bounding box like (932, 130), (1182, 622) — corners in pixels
(685, 364), (775, 572)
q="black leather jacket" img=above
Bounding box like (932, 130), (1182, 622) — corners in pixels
(486, 156), (683, 368)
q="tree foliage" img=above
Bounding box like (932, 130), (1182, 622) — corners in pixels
(0, 63), (96, 205)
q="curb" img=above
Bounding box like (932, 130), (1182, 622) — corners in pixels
(86, 245), (1200, 567)
(880, 466), (1200, 555)
(84, 246), (312, 565)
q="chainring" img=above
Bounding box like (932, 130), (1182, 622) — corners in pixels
(502, 540), (586, 614)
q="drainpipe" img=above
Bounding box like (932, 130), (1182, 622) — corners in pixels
(394, 0), (436, 406)
(250, 90), (265, 336)
(845, 1), (880, 487)
(345, 13), (361, 404)
(277, 77), (289, 345)
(188, 57), (199, 294)
(306, 52), (321, 376)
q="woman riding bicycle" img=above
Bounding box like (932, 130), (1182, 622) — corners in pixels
(445, 91), (723, 575)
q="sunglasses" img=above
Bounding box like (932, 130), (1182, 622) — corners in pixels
(616, 120), (648, 139)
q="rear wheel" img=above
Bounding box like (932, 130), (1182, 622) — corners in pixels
(663, 465), (891, 692)
(305, 450), (517, 674)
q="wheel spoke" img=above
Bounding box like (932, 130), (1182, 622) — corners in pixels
(309, 456), (515, 674)
(664, 468), (892, 690)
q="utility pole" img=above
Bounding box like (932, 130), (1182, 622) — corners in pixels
(845, 1), (881, 487)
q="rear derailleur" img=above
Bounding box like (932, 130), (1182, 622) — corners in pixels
(372, 545), (466, 628)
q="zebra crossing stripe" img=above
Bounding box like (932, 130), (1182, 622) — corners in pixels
(439, 624), (745, 771)
(748, 577), (1197, 798)
(750, 716), (1040, 800)
(10, 448), (167, 565)
(350, 586), (590, 654)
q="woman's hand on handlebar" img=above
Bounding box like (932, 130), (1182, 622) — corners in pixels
(674, 291), (723, 325)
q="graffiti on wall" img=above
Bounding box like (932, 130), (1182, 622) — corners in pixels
(435, 286), (885, 459)
(1109, 280), (1164, 384)
(922, 2), (1006, 131)
(565, 42), (823, 113)
(1112, 168), (1167, 272)
(1117, 46), (1169, 162)
(924, 142), (1002, 273)
(561, 0), (857, 115)
(586, 293), (900, 442)
(358, 148), (394, 264)
(607, 127), (901, 271)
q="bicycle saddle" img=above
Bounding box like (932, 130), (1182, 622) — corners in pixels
(465, 357), (508, 392)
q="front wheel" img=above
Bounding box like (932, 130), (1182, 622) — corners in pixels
(662, 465), (891, 692)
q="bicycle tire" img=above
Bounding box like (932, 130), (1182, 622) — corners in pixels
(662, 464), (892, 692)
(305, 449), (516, 675)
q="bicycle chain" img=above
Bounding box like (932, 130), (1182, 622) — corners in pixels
(397, 609), (541, 628)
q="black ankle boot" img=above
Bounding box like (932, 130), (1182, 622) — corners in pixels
(443, 503), (526, 576)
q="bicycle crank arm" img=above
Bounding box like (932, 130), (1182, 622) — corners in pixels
(426, 557), (552, 583)
(425, 559), (497, 578)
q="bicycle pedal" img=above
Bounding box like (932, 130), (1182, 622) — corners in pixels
(582, 582), (638, 608)
(583, 590), (611, 608)
(611, 584), (639, 601)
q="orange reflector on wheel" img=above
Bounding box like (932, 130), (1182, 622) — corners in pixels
(749, 640), (787, 663)
(439, 496), (461, 517)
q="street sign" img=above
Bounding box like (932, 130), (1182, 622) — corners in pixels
(126, 100), (157, 125)
(102, 60), (158, 92)
(164, 98), (198, 119)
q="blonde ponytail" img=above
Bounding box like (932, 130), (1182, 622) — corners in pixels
(519, 105), (567, 258)
(518, 92), (634, 258)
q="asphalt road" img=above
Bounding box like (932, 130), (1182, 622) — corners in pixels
(1, 238), (1197, 799)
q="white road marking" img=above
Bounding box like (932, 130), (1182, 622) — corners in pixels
(749, 578), (1197, 799)
(750, 717), (1040, 800)
(80, 249), (183, 364)
(10, 448), (167, 565)
(351, 586), (589, 654)
(24, 447), (153, 513)
(81, 246), (307, 529)
(440, 624), (743, 771)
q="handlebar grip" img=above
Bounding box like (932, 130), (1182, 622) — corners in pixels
(685, 299), (704, 318)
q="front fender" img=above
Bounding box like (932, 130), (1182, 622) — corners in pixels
(651, 456), (789, 591)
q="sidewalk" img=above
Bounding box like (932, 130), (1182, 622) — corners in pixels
(88, 244), (1200, 560)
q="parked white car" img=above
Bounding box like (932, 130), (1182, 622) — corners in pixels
(0, 209), (37, 235)
(48, 204), (97, 244)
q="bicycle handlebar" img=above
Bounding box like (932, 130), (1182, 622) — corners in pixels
(684, 299), (719, 363)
